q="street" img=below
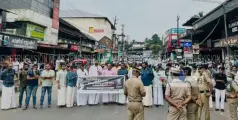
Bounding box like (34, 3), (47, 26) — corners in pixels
(0, 86), (231, 120)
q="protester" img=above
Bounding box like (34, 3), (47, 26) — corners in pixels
(102, 63), (116, 104)
(40, 64), (55, 109)
(18, 64), (28, 108)
(116, 63), (128, 105)
(124, 68), (146, 120)
(1, 63), (17, 110)
(24, 64), (40, 110)
(88, 61), (102, 105)
(66, 66), (77, 108)
(76, 64), (89, 106)
(56, 63), (67, 107)
(152, 65), (164, 107)
(141, 62), (154, 107)
(112, 63), (120, 75)
(165, 67), (191, 120)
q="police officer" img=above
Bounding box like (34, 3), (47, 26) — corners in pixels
(226, 71), (238, 120)
(124, 68), (146, 120)
(165, 67), (192, 120)
(197, 65), (213, 120)
(184, 66), (202, 120)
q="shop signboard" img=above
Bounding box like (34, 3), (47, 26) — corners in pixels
(228, 19), (238, 36)
(70, 45), (79, 51)
(219, 35), (238, 47)
(0, 33), (37, 49)
(26, 23), (45, 41)
(89, 27), (104, 33)
(57, 43), (68, 49)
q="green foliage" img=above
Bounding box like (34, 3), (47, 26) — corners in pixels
(144, 34), (162, 55)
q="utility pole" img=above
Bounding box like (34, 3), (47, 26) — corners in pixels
(120, 24), (126, 62)
(112, 16), (119, 49)
(176, 15), (180, 61)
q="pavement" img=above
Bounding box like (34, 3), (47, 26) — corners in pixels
(0, 86), (232, 120)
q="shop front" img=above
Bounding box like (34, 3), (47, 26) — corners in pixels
(218, 35), (238, 60)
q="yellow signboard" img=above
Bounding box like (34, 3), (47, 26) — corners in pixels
(89, 27), (94, 33)
(26, 23), (45, 41)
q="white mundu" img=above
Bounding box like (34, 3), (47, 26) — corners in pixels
(1, 86), (17, 110)
(88, 65), (102, 105)
(56, 69), (67, 106)
(77, 68), (89, 106)
(153, 70), (164, 105)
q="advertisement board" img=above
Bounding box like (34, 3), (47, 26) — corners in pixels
(89, 27), (104, 33)
(26, 23), (45, 41)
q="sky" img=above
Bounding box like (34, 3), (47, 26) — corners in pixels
(60, 0), (225, 42)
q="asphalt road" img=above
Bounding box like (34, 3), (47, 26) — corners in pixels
(0, 86), (232, 120)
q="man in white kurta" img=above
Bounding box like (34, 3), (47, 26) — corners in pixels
(88, 61), (102, 105)
(153, 67), (164, 107)
(56, 64), (67, 107)
(77, 65), (89, 106)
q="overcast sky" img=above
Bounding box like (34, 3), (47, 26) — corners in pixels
(60, 0), (225, 41)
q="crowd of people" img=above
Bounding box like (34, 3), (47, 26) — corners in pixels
(0, 58), (166, 111)
(2, 56), (238, 120)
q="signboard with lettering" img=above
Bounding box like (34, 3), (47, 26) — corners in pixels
(26, 23), (45, 41)
(89, 27), (104, 33)
(219, 35), (238, 47)
(228, 19), (238, 36)
(169, 28), (185, 34)
(0, 33), (37, 49)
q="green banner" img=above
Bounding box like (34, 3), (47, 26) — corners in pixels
(26, 23), (45, 41)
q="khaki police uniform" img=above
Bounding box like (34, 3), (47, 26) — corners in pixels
(124, 76), (146, 120)
(227, 80), (238, 120)
(165, 78), (191, 120)
(197, 71), (211, 120)
(185, 76), (201, 120)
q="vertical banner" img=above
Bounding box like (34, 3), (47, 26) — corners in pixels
(52, 0), (60, 29)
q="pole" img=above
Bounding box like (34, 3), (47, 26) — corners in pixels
(121, 24), (125, 63)
(223, 4), (229, 60)
(177, 15), (180, 61)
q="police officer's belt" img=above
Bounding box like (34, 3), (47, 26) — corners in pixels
(128, 101), (142, 102)
(200, 90), (209, 93)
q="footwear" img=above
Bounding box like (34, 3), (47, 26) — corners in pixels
(48, 105), (51, 108)
(221, 109), (225, 112)
(40, 105), (43, 109)
(23, 106), (28, 110)
(215, 109), (219, 111)
(18, 105), (22, 108)
(33, 106), (37, 109)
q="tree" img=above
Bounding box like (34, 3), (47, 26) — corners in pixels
(198, 11), (203, 17)
(144, 34), (163, 56)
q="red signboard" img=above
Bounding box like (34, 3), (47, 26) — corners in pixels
(70, 45), (79, 51)
(52, 0), (60, 29)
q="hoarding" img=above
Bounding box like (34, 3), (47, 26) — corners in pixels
(26, 23), (45, 41)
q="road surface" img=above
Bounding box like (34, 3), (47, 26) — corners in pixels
(0, 86), (231, 120)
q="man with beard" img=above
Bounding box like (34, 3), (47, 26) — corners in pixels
(165, 67), (191, 120)
(1, 63), (17, 110)
(56, 63), (67, 107)
(18, 64), (29, 108)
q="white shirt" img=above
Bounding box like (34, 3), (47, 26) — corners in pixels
(77, 69), (89, 88)
(41, 70), (55, 86)
(56, 69), (67, 86)
(13, 61), (19, 72)
(55, 60), (60, 70)
(153, 71), (165, 87)
(89, 65), (102, 76)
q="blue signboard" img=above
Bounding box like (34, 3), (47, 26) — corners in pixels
(183, 42), (192, 47)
